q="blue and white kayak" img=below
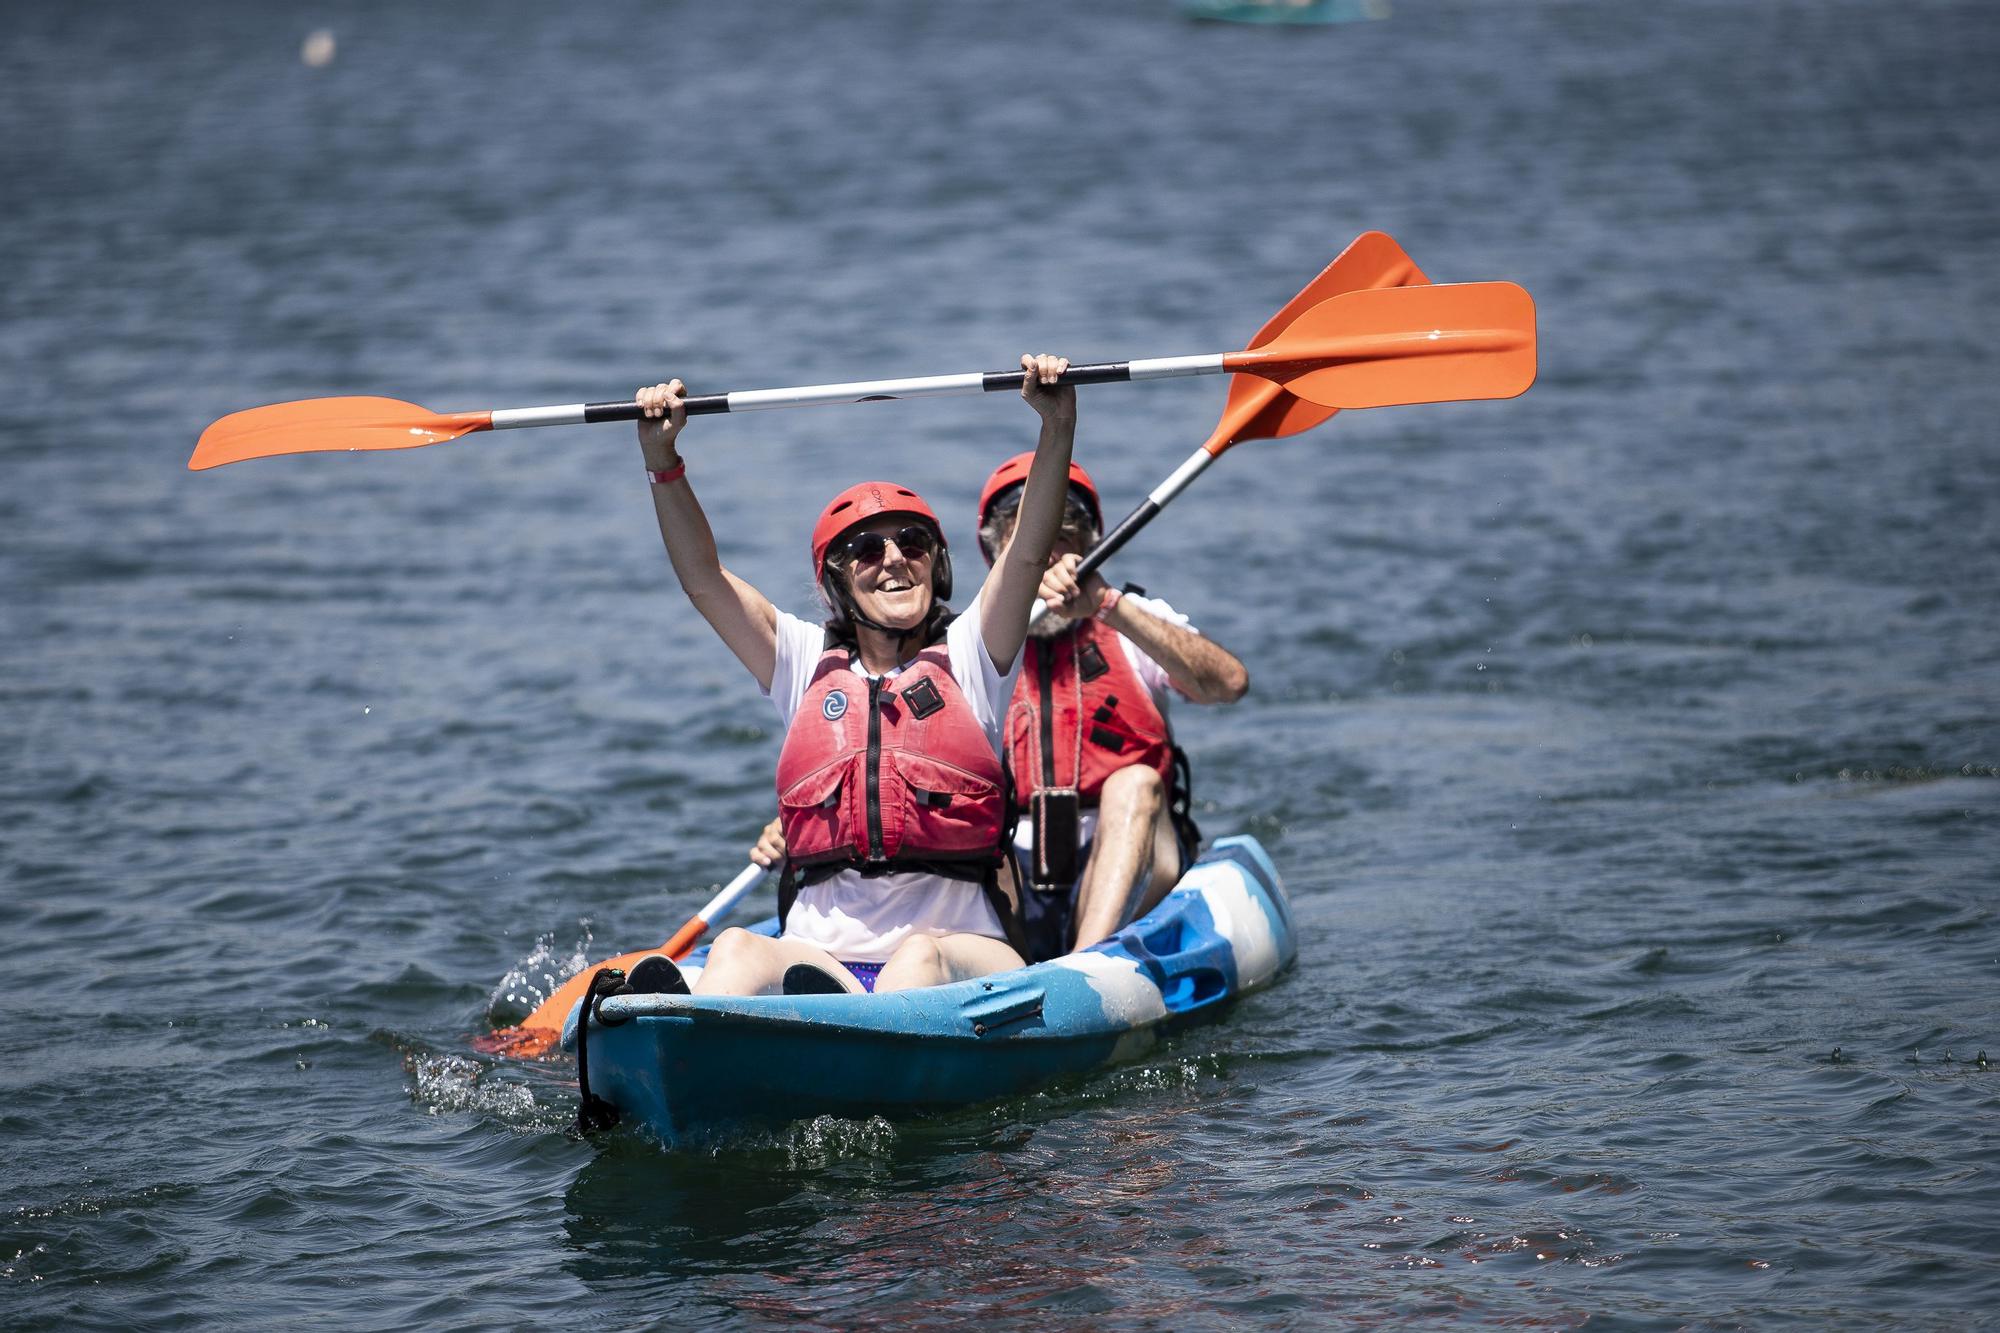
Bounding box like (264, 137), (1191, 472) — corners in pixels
(568, 835), (1297, 1145)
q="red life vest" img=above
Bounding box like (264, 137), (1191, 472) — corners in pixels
(776, 642), (1008, 880)
(1005, 618), (1176, 807)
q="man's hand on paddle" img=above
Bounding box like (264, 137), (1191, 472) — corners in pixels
(1037, 552), (1111, 625)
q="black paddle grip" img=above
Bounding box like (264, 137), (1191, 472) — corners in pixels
(980, 363), (1132, 393)
(583, 396), (731, 423)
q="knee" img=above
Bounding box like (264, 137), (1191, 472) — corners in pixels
(887, 934), (945, 973)
(704, 927), (763, 968)
(1101, 764), (1164, 816)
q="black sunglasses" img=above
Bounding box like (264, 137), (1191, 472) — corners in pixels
(841, 525), (937, 566)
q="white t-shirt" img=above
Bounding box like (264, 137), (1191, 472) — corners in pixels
(1010, 593), (1195, 855)
(765, 593), (1021, 962)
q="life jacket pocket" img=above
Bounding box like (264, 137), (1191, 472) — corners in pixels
(883, 751), (1004, 858)
(778, 757), (856, 861)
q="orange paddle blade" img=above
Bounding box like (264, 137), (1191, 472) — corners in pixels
(1234, 282), (1537, 410)
(470, 945), (668, 1060)
(1245, 232), (1431, 349)
(1212, 232), (1433, 451)
(189, 397), (490, 471)
(471, 1025), (567, 1060)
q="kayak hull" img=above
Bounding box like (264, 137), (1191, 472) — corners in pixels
(577, 835), (1297, 1145)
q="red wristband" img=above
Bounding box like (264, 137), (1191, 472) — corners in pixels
(646, 461), (687, 486)
(1094, 587), (1123, 621)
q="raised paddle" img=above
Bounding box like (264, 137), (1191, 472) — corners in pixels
(1211, 228), (1431, 450)
(1054, 235), (1447, 587)
(473, 862), (767, 1059)
(188, 279), (1535, 470)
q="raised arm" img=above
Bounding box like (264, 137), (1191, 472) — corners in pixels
(977, 354), (1076, 673)
(637, 379), (781, 692)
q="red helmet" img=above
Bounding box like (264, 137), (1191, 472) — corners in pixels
(976, 453), (1102, 562)
(810, 481), (952, 600)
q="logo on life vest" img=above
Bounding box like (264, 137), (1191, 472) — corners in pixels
(822, 690), (849, 721)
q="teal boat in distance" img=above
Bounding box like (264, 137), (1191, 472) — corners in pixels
(1178, 0), (1388, 24)
(568, 835), (1298, 1147)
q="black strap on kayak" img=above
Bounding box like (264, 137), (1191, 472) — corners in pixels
(571, 965), (629, 1138)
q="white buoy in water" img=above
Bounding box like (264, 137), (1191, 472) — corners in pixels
(301, 29), (336, 67)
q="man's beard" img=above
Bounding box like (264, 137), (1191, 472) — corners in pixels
(1028, 606), (1072, 639)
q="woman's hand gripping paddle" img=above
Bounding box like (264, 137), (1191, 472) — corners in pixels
(473, 863), (766, 1060)
(188, 247), (1533, 470)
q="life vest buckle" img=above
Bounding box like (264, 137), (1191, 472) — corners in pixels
(899, 676), (946, 719)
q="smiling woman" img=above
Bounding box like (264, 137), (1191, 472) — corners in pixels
(625, 354), (1081, 998)
(813, 498), (953, 644)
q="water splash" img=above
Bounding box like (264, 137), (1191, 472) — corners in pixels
(484, 926), (594, 1026)
(775, 1115), (899, 1168)
(404, 1050), (554, 1130)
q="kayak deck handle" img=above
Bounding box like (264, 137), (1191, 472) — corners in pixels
(961, 984), (1046, 1036)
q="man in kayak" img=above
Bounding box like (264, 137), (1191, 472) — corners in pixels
(753, 457), (1248, 962)
(972, 454), (1249, 959)
(631, 355), (1082, 997)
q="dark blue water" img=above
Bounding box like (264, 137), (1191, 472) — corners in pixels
(5, 0), (1997, 1326)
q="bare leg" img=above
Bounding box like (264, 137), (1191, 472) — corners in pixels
(1071, 766), (1182, 951)
(1132, 808), (1184, 921)
(875, 932), (1025, 992)
(692, 927), (864, 996)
